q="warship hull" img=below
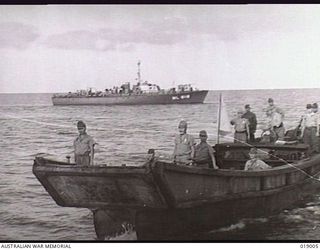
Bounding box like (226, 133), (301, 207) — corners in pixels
(52, 90), (208, 106)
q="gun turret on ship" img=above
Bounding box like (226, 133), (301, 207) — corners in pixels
(52, 62), (209, 106)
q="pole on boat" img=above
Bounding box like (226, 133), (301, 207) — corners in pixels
(217, 93), (222, 145)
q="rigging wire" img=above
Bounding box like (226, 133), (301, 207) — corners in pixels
(218, 133), (320, 183)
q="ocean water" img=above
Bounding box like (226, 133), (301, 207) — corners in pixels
(1, 89), (320, 241)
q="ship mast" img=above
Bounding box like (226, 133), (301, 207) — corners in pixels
(137, 61), (141, 86)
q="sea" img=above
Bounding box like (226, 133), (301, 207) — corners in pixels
(1, 89), (320, 241)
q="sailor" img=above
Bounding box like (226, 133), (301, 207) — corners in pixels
(312, 103), (318, 114)
(230, 110), (250, 144)
(242, 104), (257, 143)
(74, 120), (96, 166)
(193, 130), (218, 169)
(265, 98), (285, 141)
(301, 104), (319, 154)
(173, 120), (195, 165)
(244, 148), (272, 171)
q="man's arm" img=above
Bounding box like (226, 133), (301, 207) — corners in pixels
(173, 136), (178, 161)
(252, 114), (257, 131)
(300, 115), (306, 137)
(90, 144), (95, 165)
(190, 135), (195, 160)
(317, 114), (320, 136)
(208, 146), (218, 169)
(276, 107), (285, 118)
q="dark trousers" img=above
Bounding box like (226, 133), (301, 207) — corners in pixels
(75, 154), (90, 166)
(234, 131), (247, 144)
(248, 132), (255, 142)
(303, 127), (319, 154)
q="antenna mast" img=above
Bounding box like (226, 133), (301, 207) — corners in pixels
(137, 61), (141, 86)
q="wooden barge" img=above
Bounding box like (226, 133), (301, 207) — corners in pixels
(32, 142), (320, 240)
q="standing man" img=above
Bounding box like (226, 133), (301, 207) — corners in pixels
(312, 103), (318, 114)
(173, 120), (195, 165)
(312, 103), (320, 152)
(301, 104), (319, 154)
(230, 110), (250, 144)
(74, 120), (96, 166)
(265, 98), (285, 140)
(193, 130), (218, 169)
(242, 104), (257, 143)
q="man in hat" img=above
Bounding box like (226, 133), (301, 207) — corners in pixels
(312, 103), (318, 114)
(230, 110), (250, 143)
(265, 98), (285, 140)
(173, 120), (195, 165)
(244, 147), (271, 171)
(74, 120), (96, 166)
(193, 130), (218, 169)
(301, 104), (319, 154)
(242, 104), (257, 143)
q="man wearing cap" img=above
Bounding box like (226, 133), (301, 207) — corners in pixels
(74, 120), (96, 166)
(244, 148), (272, 171)
(265, 98), (285, 140)
(312, 103), (318, 114)
(173, 120), (195, 165)
(193, 130), (218, 169)
(230, 110), (250, 143)
(242, 104), (257, 143)
(301, 104), (319, 154)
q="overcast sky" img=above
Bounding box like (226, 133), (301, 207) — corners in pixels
(1, 5), (320, 93)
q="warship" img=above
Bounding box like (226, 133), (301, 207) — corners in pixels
(52, 62), (208, 106)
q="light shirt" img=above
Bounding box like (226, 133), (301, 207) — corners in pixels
(230, 117), (248, 132)
(301, 112), (319, 128)
(266, 105), (284, 127)
(74, 133), (95, 155)
(174, 134), (195, 156)
(245, 158), (272, 171)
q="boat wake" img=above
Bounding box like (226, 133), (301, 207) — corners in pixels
(105, 223), (137, 241)
(106, 230), (137, 241)
(209, 217), (269, 234)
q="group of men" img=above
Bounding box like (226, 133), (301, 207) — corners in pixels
(72, 97), (320, 171)
(72, 119), (219, 169)
(230, 98), (285, 144)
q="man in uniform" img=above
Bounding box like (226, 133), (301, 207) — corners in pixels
(193, 130), (218, 169)
(265, 98), (285, 140)
(301, 104), (319, 154)
(230, 110), (250, 144)
(74, 120), (96, 166)
(244, 147), (272, 171)
(173, 120), (195, 165)
(242, 104), (257, 143)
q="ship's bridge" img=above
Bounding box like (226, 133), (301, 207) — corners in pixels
(139, 82), (160, 93)
(177, 84), (193, 92)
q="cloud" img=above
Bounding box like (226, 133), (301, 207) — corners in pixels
(43, 18), (188, 52)
(0, 22), (39, 49)
(45, 30), (115, 51)
(42, 6), (319, 52)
